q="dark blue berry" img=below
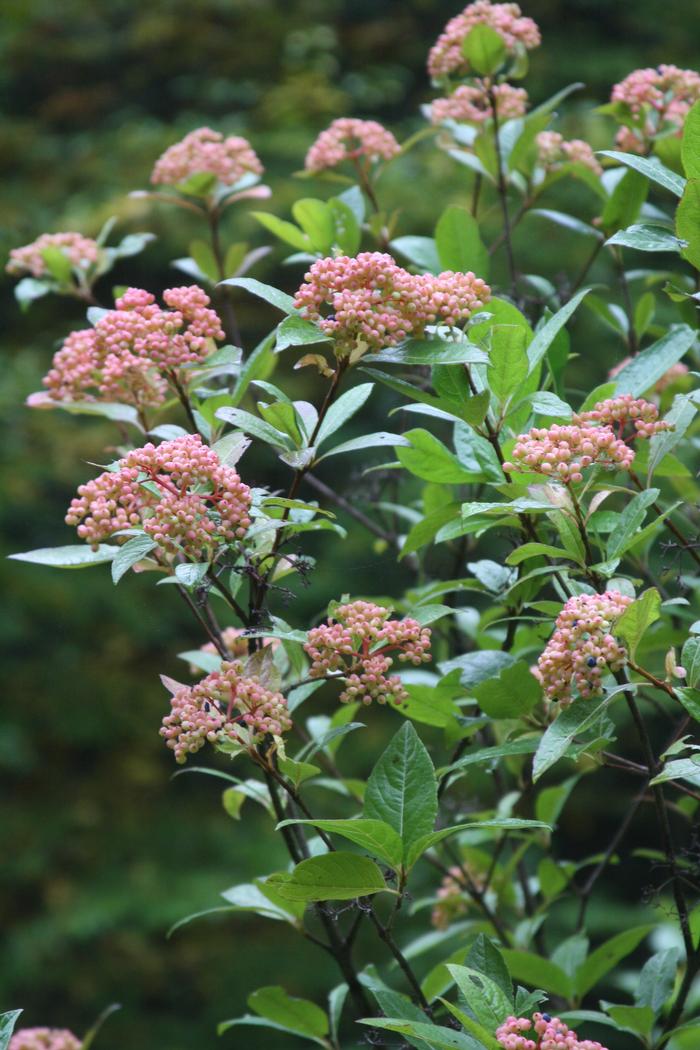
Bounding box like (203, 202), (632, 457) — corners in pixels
(587, 657), (596, 667)
(542, 1014), (551, 1022)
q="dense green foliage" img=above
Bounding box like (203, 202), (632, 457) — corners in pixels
(3, 4), (700, 1050)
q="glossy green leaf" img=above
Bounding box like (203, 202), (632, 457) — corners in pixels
(277, 818), (403, 870)
(435, 205), (489, 278)
(220, 276), (295, 313)
(462, 23), (506, 75)
(9, 544), (117, 569)
(613, 325), (695, 397)
(364, 721), (438, 863)
(599, 151), (686, 197)
(246, 984), (328, 1040)
(0, 1012), (22, 1050)
(526, 289), (590, 373)
(606, 488), (659, 559)
(502, 950), (572, 998)
(315, 382), (374, 447)
(607, 223), (687, 253)
(533, 695), (612, 781)
(405, 818), (549, 871)
(267, 852), (387, 901)
(488, 325), (528, 401)
(111, 534), (158, 583)
(575, 926), (653, 996)
(364, 339), (489, 367)
(615, 588), (661, 660)
(360, 1017), (484, 1050)
(676, 178), (700, 269)
(472, 661), (541, 718)
(636, 948), (679, 1014)
(398, 429), (478, 484)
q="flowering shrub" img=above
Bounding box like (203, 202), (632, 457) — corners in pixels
(7, 1), (700, 1047)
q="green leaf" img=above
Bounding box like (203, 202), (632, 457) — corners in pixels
(650, 757), (700, 787)
(435, 205), (489, 278)
(315, 382), (374, 447)
(276, 313), (330, 351)
(604, 1004), (654, 1038)
(599, 151), (686, 197)
(530, 208), (603, 239)
(328, 195), (361, 255)
(676, 178), (700, 269)
(533, 695), (612, 781)
(266, 852), (387, 901)
(681, 640), (700, 689)
(472, 661), (541, 719)
(575, 926), (653, 997)
(398, 429), (477, 484)
(391, 235), (441, 274)
(189, 238), (219, 281)
(370, 992), (434, 1050)
(111, 534), (158, 583)
(14, 276), (51, 308)
(247, 985), (328, 1041)
(320, 431), (410, 459)
(615, 588), (661, 660)
(360, 1017), (484, 1050)
(607, 223), (687, 253)
(606, 488), (659, 559)
(442, 738), (539, 777)
(9, 544), (117, 569)
(364, 721), (438, 865)
(602, 168), (648, 233)
(401, 504), (461, 558)
(0, 1011), (22, 1050)
(502, 950), (572, 998)
(364, 339), (488, 367)
(215, 406), (294, 450)
(675, 686), (700, 722)
(613, 325), (696, 396)
(526, 289), (590, 373)
(440, 1000), (507, 1050)
(405, 818), (549, 871)
(41, 244), (74, 283)
(466, 935), (512, 999)
(462, 23), (506, 75)
(506, 542), (570, 565)
(681, 99), (700, 180)
(253, 210), (311, 252)
(647, 392), (698, 479)
(277, 818), (403, 870)
(488, 325), (528, 401)
(292, 198), (335, 253)
(440, 651), (516, 690)
(220, 276), (295, 314)
(230, 330), (277, 406)
(448, 964), (513, 1031)
(636, 948), (679, 1014)
(277, 756), (321, 788)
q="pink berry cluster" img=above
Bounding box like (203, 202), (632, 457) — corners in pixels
(574, 395), (671, 440)
(609, 357), (688, 394)
(65, 434), (252, 559)
(536, 131), (603, 176)
(40, 286), (224, 409)
(611, 65), (700, 153)
(161, 660), (292, 763)
(428, 1), (540, 80)
(496, 1013), (608, 1050)
(536, 591), (632, 705)
(304, 117), (400, 173)
(431, 865), (469, 930)
(151, 127), (263, 187)
(294, 252), (491, 355)
(7, 232), (100, 279)
(431, 82), (528, 125)
(9, 1031), (81, 1050)
(304, 600), (431, 706)
(503, 423), (635, 483)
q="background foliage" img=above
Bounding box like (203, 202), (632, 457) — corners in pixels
(2, 2), (699, 1048)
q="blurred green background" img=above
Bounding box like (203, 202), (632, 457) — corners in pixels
(2, 2), (699, 1047)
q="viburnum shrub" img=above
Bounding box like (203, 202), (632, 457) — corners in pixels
(7, 1), (700, 1047)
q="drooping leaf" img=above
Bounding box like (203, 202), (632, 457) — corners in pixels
(533, 695), (612, 781)
(9, 544), (117, 569)
(598, 151), (686, 197)
(220, 276), (296, 313)
(615, 588), (661, 660)
(435, 205), (489, 278)
(613, 325), (695, 397)
(575, 926), (653, 997)
(111, 534), (158, 584)
(472, 661), (541, 718)
(276, 818), (404, 870)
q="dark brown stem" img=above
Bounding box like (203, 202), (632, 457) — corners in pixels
(304, 473), (395, 545)
(568, 239), (604, 299)
(487, 83), (516, 293)
(368, 905), (433, 1014)
(629, 470), (700, 569)
(168, 370), (199, 434)
(205, 568), (250, 626)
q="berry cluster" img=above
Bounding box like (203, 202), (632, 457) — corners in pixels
(161, 661), (292, 763)
(503, 424), (635, 483)
(151, 127), (263, 187)
(536, 591), (632, 705)
(431, 82), (528, 125)
(9, 1031), (81, 1050)
(65, 434), (252, 559)
(536, 131), (603, 175)
(611, 65), (700, 153)
(38, 286), (224, 410)
(294, 252), (491, 355)
(428, 1), (540, 80)
(304, 117), (400, 173)
(304, 600), (431, 706)
(6, 232), (100, 279)
(496, 1013), (608, 1050)
(574, 394), (671, 440)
